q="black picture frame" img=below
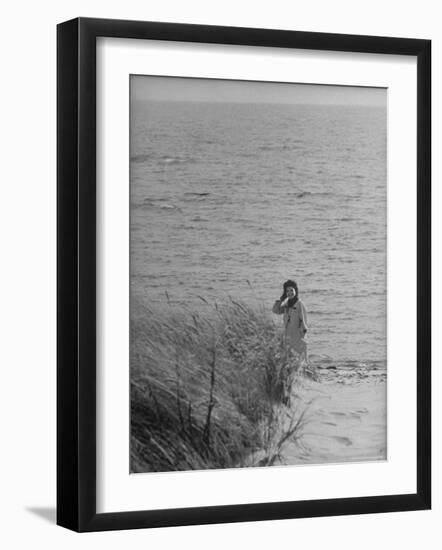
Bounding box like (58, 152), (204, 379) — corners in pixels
(57, 17), (431, 532)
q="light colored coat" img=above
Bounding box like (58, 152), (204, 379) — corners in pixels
(272, 298), (308, 354)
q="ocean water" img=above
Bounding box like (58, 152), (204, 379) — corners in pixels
(130, 99), (387, 365)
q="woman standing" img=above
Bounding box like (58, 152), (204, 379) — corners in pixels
(272, 279), (308, 362)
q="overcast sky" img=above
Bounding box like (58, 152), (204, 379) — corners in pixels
(131, 75), (386, 106)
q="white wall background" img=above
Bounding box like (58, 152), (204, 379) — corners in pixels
(0, 0), (439, 547)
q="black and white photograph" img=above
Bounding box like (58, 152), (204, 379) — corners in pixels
(129, 75), (387, 473)
(0, 0), (435, 542)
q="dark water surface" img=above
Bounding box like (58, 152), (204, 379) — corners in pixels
(130, 100), (387, 363)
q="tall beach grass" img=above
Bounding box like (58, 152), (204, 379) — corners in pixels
(130, 297), (307, 473)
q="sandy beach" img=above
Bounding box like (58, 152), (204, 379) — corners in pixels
(279, 362), (387, 466)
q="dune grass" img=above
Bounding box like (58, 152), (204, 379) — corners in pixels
(130, 297), (305, 473)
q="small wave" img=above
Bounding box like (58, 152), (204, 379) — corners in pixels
(161, 155), (195, 165)
(291, 191), (335, 199)
(258, 143), (295, 152)
(316, 359), (386, 371)
(348, 291), (385, 297)
(131, 153), (194, 165)
(183, 192), (210, 200)
(313, 359), (387, 386)
(140, 198), (181, 211)
(199, 139), (216, 145)
(131, 153), (150, 163)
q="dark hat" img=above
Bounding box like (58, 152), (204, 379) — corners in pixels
(283, 279), (297, 291)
